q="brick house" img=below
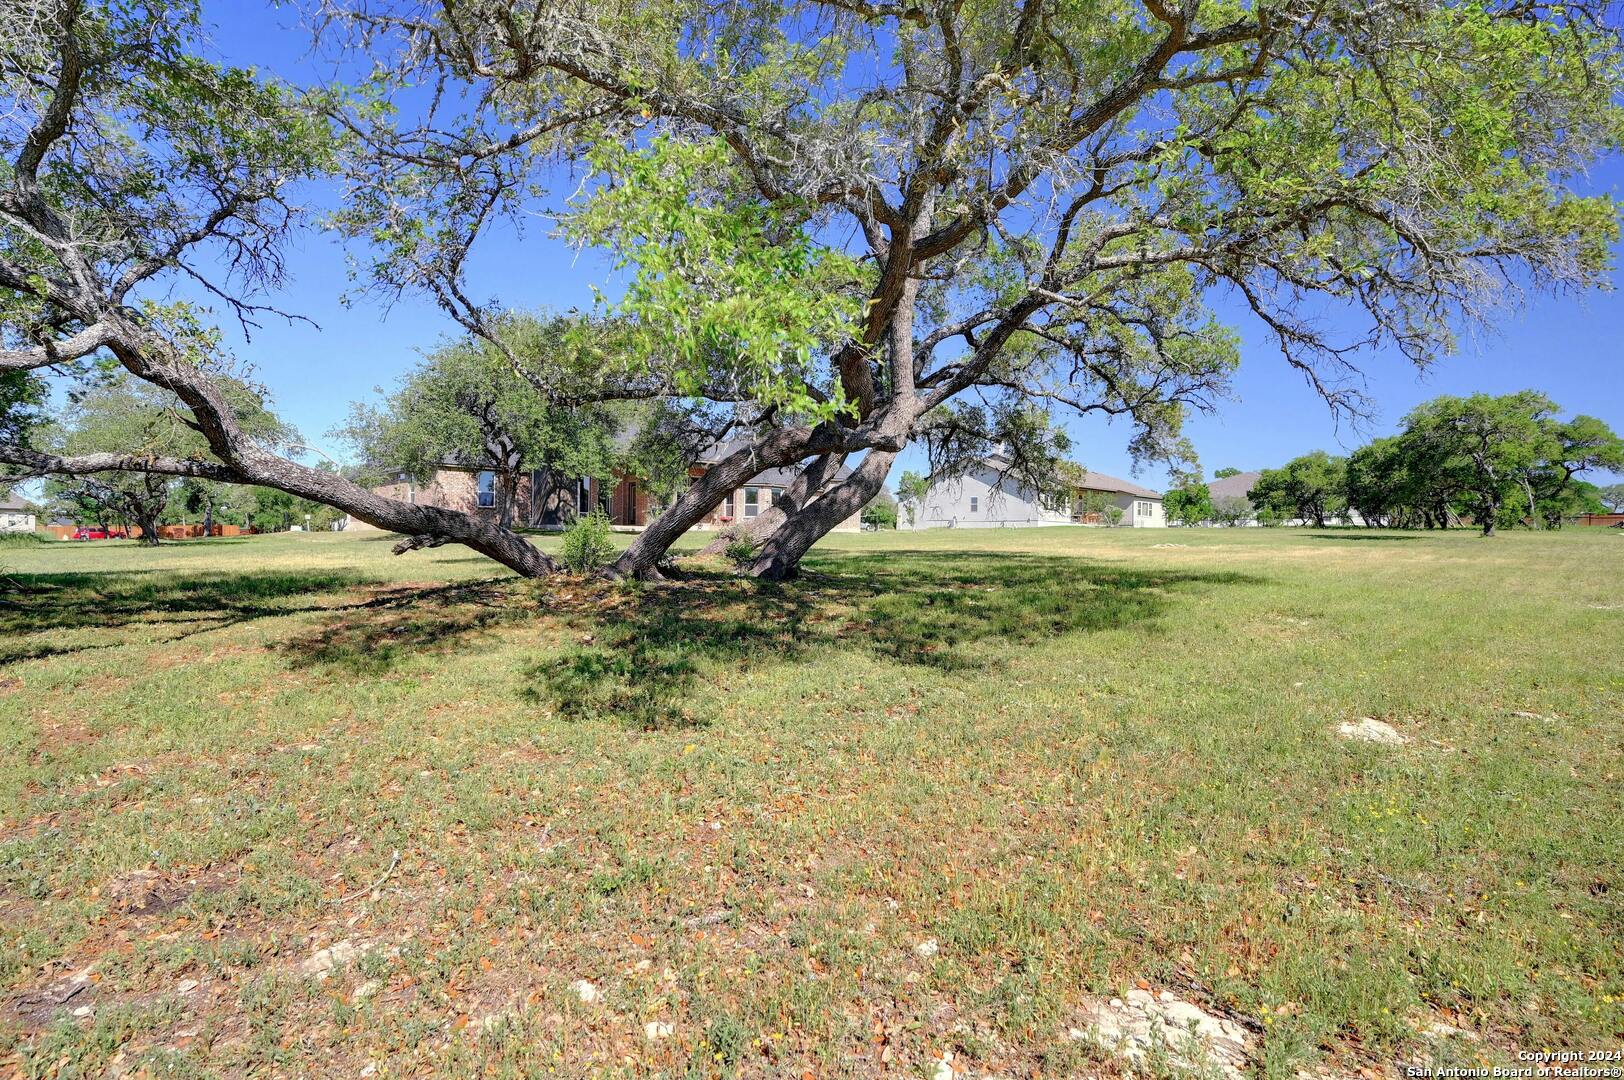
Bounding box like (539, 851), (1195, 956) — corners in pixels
(349, 442), (863, 533)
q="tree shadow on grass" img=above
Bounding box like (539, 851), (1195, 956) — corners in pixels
(0, 569), (374, 666)
(283, 580), (526, 675)
(519, 551), (1261, 729)
(1305, 533), (1423, 542)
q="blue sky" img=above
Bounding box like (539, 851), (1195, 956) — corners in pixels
(189, 3), (1623, 492)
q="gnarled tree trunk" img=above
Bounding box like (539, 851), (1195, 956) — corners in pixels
(746, 449), (898, 580)
(698, 452), (847, 557)
(610, 426), (839, 580)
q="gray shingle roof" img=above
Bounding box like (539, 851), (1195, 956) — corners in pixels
(1073, 469), (1162, 500)
(1207, 471), (1262, 500)
(980, 451), (1161, 500)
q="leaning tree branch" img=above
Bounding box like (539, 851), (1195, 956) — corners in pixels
(0, 445), (245, 482)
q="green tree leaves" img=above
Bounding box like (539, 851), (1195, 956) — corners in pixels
(566, 137), (868, 421)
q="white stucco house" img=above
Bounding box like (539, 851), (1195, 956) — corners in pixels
(900, 453), (1166, 529)
(0, 492), (37, 534)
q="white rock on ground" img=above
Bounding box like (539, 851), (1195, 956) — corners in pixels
(1068, 988), (1251, 1080)
(1336, 717), (1408, 745)
(569, 979), (602, 1004)
(914, 938), (940, 958)
(933, 1051), (956, 1080)
(644, 1020), (675, 1040)
(300, 940), (365, 980)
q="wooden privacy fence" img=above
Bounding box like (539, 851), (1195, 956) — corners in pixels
(45, 523), (259, 540)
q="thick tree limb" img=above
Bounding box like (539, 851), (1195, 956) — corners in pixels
(0, 319), (118, 371)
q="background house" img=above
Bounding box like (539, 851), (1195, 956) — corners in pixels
(359, 463), (582, 529)
(1073, 470), (1166, 527)
(1206, 470), (1262, 525)
(695, 442), (861, 533)
(900, 454), (1072, 529)
(901, 454), (1165, 528)
(0, 492), (36, 534)
(348, 442), (862, 534)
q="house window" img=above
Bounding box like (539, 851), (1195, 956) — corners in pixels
(476, 470), (496, 508)
(1136, 500), (1153, 516)
(744, 487), (762, 518)
(970, 496), (979, 513)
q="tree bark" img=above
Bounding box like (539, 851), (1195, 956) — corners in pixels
(497, 467), (520, 531)
(746, 450), (898, 580)
(697, 452), (847, 556)
(609, 426), (839, 580)
(135, 507), (161, 546)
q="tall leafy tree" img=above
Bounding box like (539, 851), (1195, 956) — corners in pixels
(1164, 482), (1214, 527)
(896, 470), (930, 529)
(39, 375), (290, 543)
(1340, 394), (1621, 530)
(1400, 391), (1558, 536)
(1528, 416), (1624, 526)
(1346, 437), (1428, 529)
(319, 0), (1624, 577)
(1209, 495), (1253, 527)
(338, 315), (627, 530)
(1250, 451), (1348, 527)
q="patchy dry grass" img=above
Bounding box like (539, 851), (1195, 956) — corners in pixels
(0, 526), (1619, 1078)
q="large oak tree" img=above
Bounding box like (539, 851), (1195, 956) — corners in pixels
(3, 0), (1621, 580)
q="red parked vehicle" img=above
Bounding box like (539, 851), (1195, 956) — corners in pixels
(72, 526), (111, 540)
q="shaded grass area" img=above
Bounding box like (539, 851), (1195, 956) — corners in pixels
(0, 570), (371, 666)
(0, 528), (1619, 1078)
(264, 552), (1252, 727)
(516, 554), (1255, 728)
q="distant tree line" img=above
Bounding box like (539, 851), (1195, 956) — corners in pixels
(38, 375), (349, 542)
(1163, 392), (1622, 535)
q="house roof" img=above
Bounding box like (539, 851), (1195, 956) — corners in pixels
(1207, 471), (1262, 500)
(0, 491), (29, 513)
(1074, 469), (1162, 500)
(976, 452), (1161, 500)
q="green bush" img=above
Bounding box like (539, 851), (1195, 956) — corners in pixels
(559, 510), (616, 573)
(862, 492), (898, 529)
(717, 524), (758, 569)
(0, 532), (48, 547)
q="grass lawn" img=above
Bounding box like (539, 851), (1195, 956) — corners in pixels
(0, 526), (1619, 1078)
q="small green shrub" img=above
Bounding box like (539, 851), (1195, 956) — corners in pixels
(559, 510), (616, 573)
(717, 525), (758, 569)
